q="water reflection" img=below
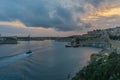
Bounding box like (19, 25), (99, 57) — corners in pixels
(0, 41), (101, 80)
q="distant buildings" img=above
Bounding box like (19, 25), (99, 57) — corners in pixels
(0, 36), (17, 44)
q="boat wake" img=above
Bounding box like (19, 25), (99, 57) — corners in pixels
(0, 52), (32, 68)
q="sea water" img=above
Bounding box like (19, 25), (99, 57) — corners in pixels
(0, 40), (101, 80)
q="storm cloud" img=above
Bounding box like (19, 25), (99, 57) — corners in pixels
(0, 0), (119, 32)
(0, 0), (92, 31)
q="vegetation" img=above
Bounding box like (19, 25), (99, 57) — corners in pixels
(72, 53), (120, 80)
(109, 35), (120, 40)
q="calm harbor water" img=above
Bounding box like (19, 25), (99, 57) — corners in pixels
(0, 40), (101, 80)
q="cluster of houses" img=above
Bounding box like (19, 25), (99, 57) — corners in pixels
(70, 29), (111, 49)
(69, 27), (120, 49)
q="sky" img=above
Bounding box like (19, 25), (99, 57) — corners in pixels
(0, 0), (120, 37)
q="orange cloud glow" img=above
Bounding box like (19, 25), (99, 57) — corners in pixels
(28, 27), (55, 31)
(97, 7), (120, 17)
(0, 21), (55, 31)
(81, 7), (120, 21)
(0, 21), (26, 28)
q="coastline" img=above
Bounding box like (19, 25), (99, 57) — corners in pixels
(65, 27), (120, 80)
(71, 42), (120, 80)
(72, 49), (120, 80)
(0, 37), (17, 44)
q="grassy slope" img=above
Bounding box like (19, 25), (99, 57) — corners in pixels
(72, 53), (120, 80)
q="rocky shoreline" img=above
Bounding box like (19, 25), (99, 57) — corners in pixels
(71, 45), (120, 80)
(72, 49), (120, 80)
(70, 27), (120, 80)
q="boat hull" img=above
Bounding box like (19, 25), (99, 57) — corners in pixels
(65, 45), (79, 48)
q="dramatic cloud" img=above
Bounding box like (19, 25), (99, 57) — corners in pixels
(0, 0), (91, 31)
(0, 21), (26, 28)
(81, 7), (120, 21)
(0, 0), (120, 36)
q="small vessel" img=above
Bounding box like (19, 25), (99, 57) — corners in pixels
(26, 35), (32, 54)
(65, 42), (73, 48)
(65, 40), (80, 48)
(65, 45), (79, 48)
(26, 50), (32, 54)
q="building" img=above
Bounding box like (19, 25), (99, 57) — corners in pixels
(0, 36), (18, 44)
